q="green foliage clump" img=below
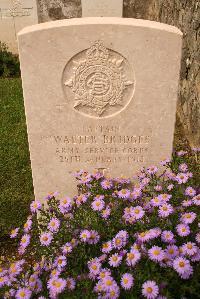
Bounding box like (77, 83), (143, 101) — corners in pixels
(0, 78), (34, 241)
(0, 42), (20, 78)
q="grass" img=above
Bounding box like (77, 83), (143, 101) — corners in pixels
(0, 78), (191, 256)
(0, 78), (34, 242)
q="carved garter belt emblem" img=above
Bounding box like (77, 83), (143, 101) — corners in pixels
(62, 41), (135, 118)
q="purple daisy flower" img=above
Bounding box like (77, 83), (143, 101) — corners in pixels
(173, 257), (191, 275)
(80, 230), (91, 242)
(181, 212), (196, 224)
(0, 275), (9, 287)
(117, 189), (131, 199)
(179, 163), (188, 172)
(185, 187), (196, 197)
(158, 204), (173, 218)
(177, 150), (187, 156)
(182, 242), (198, 256)
(101, 206), (111, 219)
(192, 194), (200, 206)
(101, 179), (113, 190)
(131, 206), (145, 219)
(20, 234), (31, 248)
(62, 242), (73, 255)
(167, 184), (174, 191)
(121, 273), (134, 290)
(176, 223), (190, 237)
(102, 241), (112, 253)
(40, 232), (53, 246)
(148, 246), (164, 262)
(109, 253), (122, 267)
(30, 200), (41, 213)
(131, 187), (142, 200)
(48, 217), (60, 233)
(165, 245), (179, 259)
(88, 230), (100, 244)
(23, 218), (32, 233)
(15, 288), (32, 299)
(10, 227), (19, 239)
(75, 194), (88, 206)
(47, 277), (66, 295)
(147, 165), (158, 175)
(88, 258), (101, 275)
(54, 255), (67, 269)
(142, 280), (159, 299)
(161, 230), (175, 243)
(91, 198), (105, 211)
(66, 277), (76, 290)
(176, 173), (189, 184)
(126, 249), (141, 267)
(154, 185), (162, 191)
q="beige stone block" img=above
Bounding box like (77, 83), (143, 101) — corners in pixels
(0, 0), (38, 53)
(18, 18), (182, 200)
(82, 0), (123, 17)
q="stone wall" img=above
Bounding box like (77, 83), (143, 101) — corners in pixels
(37, 0), (200, 147)
(124, 0), (200, 148)
(37, 0), (81, 22)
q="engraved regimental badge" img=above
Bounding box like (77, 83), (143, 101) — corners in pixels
(62, 41), (135, 118)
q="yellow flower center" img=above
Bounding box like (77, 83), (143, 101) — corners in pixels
(106, 279), (113, 286)
(127, 253), (135, 260)
(112, 256), (118, 262)
(100, 272), (105, 278)
(186, 214), (191, 218)
(123, 278), (128, 284)
(147, 287), (153, 293)
(52, 280), (62, 288)
(140, 232), (146, 237)
(115, 238), (121, 245)
(153, 249), (160, 256)
(19, 291), (26, 297)
(187, 244), (193, 249)
(179, 261), (185, 267)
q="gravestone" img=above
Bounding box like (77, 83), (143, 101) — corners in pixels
(18, 1), (182, 200)
(82, 0), (123, 17)
(0, 0), (38, 53)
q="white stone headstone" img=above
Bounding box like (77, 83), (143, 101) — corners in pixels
(0, 0), (38, 53)
(82, 0), (123, 17)
(18, 18), (182, 200)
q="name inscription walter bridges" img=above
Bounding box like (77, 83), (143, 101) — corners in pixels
(46, 126), (151, 165)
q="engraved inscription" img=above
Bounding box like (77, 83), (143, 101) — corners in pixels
(62, 41), (135, 118)
(51, 126), (151, 167)
(0, 0), (33, 18)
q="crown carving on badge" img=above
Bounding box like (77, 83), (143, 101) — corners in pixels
(86, 41), (109, 63)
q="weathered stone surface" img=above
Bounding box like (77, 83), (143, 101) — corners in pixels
(36, 0), (200, 148)
(0, 0), (38, 53)
(82, 0), (123, 17)
(18, 18), (182, 199)
(124, 0), (200, 147)
(37, 0), (81, 22)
